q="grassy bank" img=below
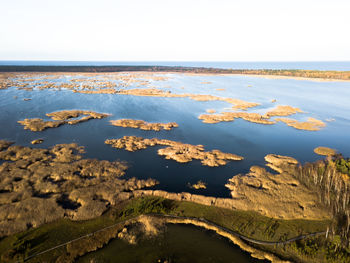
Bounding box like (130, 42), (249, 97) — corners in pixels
(1, 196), (345, 263)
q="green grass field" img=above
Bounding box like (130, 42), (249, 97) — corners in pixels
(1, 196), (348, 263)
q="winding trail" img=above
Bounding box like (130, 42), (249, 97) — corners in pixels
(156, 214), (326, 246)
(17, 213), (327, 262)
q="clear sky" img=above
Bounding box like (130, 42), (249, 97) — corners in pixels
(0, 0), (349, 61)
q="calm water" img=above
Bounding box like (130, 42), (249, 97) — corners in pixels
(77, 224), (267, 263)
(1, 71), (349, 262)
(1, 60), (350, 70)
(1, 73), (350, 197)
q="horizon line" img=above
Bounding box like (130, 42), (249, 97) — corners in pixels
(1, 59), (350, 63)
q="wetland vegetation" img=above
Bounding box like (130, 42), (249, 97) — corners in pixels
(1, 66), (350, 81)
(0, 69), (350, 262)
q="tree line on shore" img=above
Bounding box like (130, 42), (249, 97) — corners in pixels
(0, 66), (349, 80)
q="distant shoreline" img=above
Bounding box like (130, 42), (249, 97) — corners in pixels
(1, 65), (350, 81)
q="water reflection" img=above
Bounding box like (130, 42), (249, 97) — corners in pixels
(0, 74), (350, 197)
(77, 224), (268, 263)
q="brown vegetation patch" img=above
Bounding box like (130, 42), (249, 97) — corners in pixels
(264, 105), (302, 118)
(224, 154), (329, 219)
(199, 105), (302, 124)
(4, 72), (262, 113)
(199, 104), (326, 131)
(110, 119), (178, 131)
(0, 140), (14, 151)
(18, 110), (110, 131)
(31, 139), (44, 145)
(0, 73), (13, 89)
(0, 141), (158, 237)
(314, 146), (337, 156)
(2, 72), (170, 93)
(275, 117), (326, 131)
(46, 110), (108, 121)
(74, 87), (259, 111)
(199, 112), (276, 125)
(190, 180), (207, 189)
(188, 94), (260, 110)
(105, 136), (243, 167)
(73, 88), (118, 94)
(129, 153), (330, 220)
(264, 154), (299, 174)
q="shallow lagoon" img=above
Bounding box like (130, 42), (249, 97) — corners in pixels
(77, 223), (267, 263)
(1, 73), (350, 198)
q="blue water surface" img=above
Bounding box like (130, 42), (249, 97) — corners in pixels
(0, 73), (349, 197)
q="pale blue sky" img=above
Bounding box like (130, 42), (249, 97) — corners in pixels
(0, 0), (349, 61)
